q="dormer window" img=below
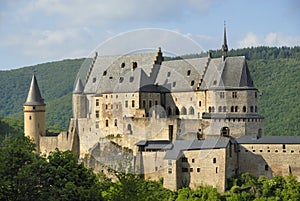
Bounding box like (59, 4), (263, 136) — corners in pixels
(130, 76), (134, 82)
(132, 62), (137, 70)
(190, 80), (195, 86)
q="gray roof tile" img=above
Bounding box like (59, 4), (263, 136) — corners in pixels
(24, 74), (45, 106)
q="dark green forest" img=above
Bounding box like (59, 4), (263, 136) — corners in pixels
(0, 134), (299, 200)
(0, 46), (299, 136)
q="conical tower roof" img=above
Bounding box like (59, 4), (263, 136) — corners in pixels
(73, 78), (84, 94)
(24, 74), (45, 106)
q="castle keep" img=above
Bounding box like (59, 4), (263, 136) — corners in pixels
(24, 27), (300, 192)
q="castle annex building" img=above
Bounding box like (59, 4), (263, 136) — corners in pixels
(24, 27), (300, 192)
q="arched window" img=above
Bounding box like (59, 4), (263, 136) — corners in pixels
(188, 106), (194, 115)
(105, 119), (109, 127)
(127, 124), (132, 131)
(211, 106), (215, 113)
(218, 106), (222, 112)
(181, 107), (187, 115)
(243, 106), (247, 112)
(221, 127), (230, 136)
(235, 106), (238, 112)
(208, 106), (212, 113)
(255, 106), (258, 112)
(231, 106), (234, 112)
(175, 107), (180, 115)
(114, 119), (118, 127)
(250, 106), (254, 112)
(223, 106), (226, 112)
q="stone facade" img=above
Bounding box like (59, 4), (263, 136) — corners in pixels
(23, 27), (300, 193)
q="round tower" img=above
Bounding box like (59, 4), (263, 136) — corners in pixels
(73, 78), (86, 118)
(23, 74), (46, 153)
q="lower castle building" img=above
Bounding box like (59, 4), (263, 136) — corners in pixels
(23, 27), (300, 192)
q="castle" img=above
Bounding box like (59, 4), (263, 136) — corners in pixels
(24, 26), (300, 192)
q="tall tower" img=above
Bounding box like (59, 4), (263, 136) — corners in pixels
(72, 78), (86, 119)
(222, 21), (228, 61)
(23, 74), (46, 153)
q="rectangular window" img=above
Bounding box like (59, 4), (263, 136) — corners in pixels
(132, 100), (135, 108)
(149, 100), (152, 108)
(142, 100), (146, 108)
(96, 99), (99, 106)
(219, 92), (225, 98)
(168, 160), (172, 166)
(199, 101), (201, 107)
(190, 168), (193, 172)
(125, 101), (128, 108)
(182, 168), (188, 172)
(213, 158), (216, 164)
(265, 164), (269, 171)
(95, 110), (99, 118)
(155, 100), (158, 105)
(168, 168), (172, 174)
(182, 157), (188, 162)
(232, 92), (237, 98)
(197, 168), (200, 173)
(95, 121), (99, 128)
(192, 159), (195, 163)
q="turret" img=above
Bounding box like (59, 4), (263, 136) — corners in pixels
(73, 78), (87, 118)
(23, 74), (46, 153)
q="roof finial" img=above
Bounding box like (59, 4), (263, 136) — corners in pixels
(222, 21), (228, 61)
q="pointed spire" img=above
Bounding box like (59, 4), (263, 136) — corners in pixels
(24, 74), (45, 106)
(73, 78), (84, 94)
(222, 21), (228, 60)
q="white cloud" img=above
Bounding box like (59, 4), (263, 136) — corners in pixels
(237, 32), (260, 48)
(237, 32), (300, 48)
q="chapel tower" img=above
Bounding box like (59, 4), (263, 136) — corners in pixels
(23, 74), (46, 153)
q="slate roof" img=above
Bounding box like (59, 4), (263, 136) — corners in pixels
(202, 113), (264, 119)
(82, 50), (256, 95)
(237, 136), (300, 144)
(73, 78), (84, 94)
(136, 140), (173, 150)
(164, 137), (230, 160)
(24, 74), (45, 106)
(84, 52), (157, 94)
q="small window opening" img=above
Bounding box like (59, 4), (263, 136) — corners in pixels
(103, 70), (107, 76)
(187, 70), (191, 76)
(130, 76), (134, 82)
(121, 62), (125, 68)
(213, 158), (216, 164)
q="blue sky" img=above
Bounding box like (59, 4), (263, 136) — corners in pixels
(0, 0), (299, 70)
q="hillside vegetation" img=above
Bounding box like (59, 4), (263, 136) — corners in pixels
(0, 47), (299, 136)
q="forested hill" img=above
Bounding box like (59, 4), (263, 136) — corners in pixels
(0, 46), (299, 136)
(0, 59), (84, 132)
